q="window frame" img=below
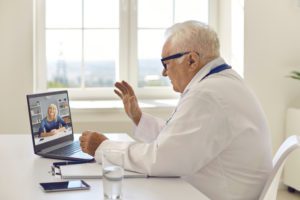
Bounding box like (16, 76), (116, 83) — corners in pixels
(34, 0), (220, 100)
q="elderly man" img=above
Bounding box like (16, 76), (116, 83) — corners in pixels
(80, 20), (272, 200)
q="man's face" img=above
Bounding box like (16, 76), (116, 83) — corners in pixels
(161, 42), (192, 93)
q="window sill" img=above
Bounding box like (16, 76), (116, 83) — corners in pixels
(70, 99), (178, 110)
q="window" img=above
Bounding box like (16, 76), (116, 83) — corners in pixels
(35, 0), (217, 99)
(137, 0), (209, 87)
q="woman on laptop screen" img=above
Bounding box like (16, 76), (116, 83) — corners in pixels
(39, 104), (67, 137)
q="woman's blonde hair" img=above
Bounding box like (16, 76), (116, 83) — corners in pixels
(46, 104), (58, 121)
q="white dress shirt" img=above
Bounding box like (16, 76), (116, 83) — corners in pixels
(95, 57), (273, 200)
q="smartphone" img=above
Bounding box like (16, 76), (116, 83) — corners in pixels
(40, 180), (90, 192)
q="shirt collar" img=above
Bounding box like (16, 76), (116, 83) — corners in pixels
(181, 57), (226, 97)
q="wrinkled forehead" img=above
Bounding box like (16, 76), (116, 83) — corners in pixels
(161, 40), (174, 57)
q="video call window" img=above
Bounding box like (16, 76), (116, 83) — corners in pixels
(28, 93), (73, 145)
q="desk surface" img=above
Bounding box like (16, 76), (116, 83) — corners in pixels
(0, 134), (209, 200)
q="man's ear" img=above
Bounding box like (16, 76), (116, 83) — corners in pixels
(189, 59), (195, 65)
(188, 53), (200, 71)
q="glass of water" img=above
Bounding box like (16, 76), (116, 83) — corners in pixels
(102, 149), (124, 200)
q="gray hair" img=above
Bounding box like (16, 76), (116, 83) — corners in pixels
(165, 20), (220, 64)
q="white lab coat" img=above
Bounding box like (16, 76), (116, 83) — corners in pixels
(95, 57), (273, 200)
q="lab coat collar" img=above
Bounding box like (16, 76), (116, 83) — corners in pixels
(181, 57), (226, 97)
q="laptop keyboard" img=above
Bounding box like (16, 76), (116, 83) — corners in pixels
(49, 141), (81, 156)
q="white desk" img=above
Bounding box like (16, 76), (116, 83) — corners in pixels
(0, 134), (210, 200)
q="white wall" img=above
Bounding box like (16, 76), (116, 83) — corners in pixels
(1, 0), (300, 154)
(0, 0), (33, 133)
(244, 0), (300, 152)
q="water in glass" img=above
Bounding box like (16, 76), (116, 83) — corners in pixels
(103, 165), (123, 199)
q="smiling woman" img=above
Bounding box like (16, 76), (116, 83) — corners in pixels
(39, 104), (68, 137)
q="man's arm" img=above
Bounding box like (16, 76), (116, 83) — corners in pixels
(133, 112), (166, 143)
(114, 80), (166, 142)
(92, 92), (232, 176)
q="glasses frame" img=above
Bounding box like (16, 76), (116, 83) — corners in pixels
(161, 51), (190, 69)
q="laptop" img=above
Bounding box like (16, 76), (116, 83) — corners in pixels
(26, 90), (93, 161)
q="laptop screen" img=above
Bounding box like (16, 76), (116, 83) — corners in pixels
(27, 90), (74, 152)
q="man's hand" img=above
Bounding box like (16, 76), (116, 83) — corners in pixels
(79, 131), (108, 156)
(114, 80), (142, 125)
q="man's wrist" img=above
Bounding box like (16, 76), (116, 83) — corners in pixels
(94, 139), (111, 162)
(133, 112), (142, 125)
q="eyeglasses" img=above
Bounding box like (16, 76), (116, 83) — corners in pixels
(161, 51), (190, 69)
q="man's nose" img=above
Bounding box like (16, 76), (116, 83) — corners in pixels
(162, 68), (167, 76)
